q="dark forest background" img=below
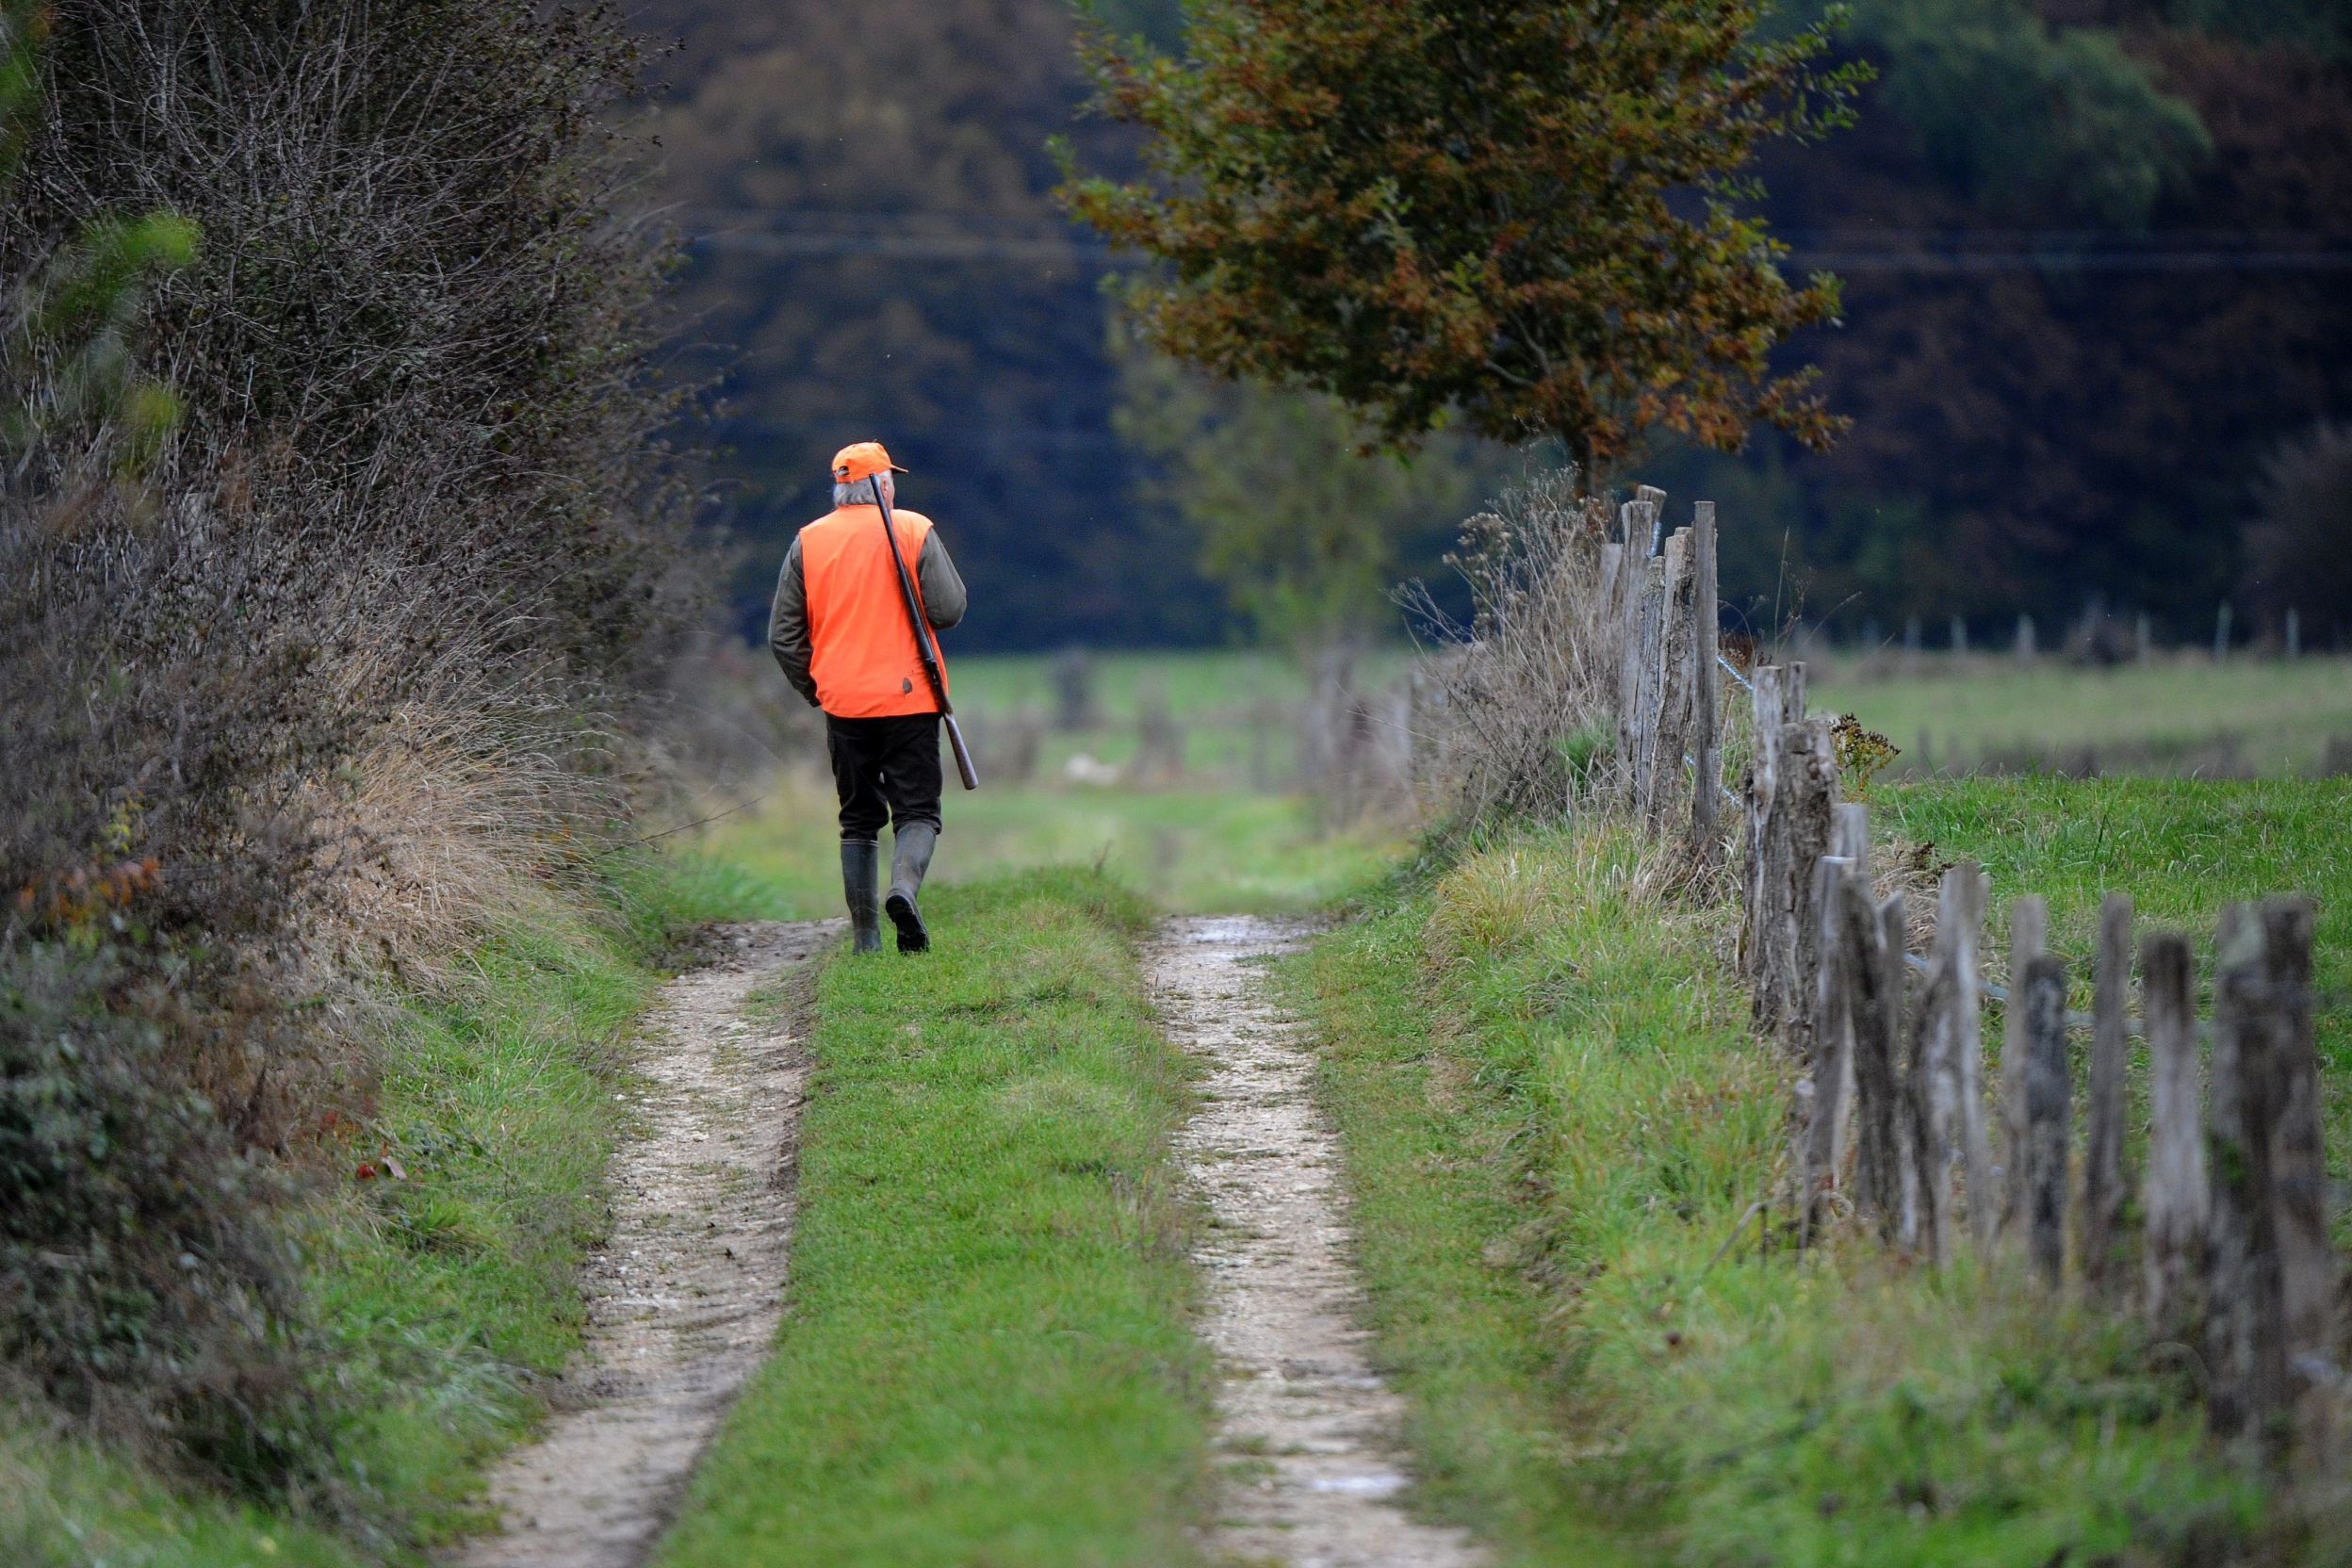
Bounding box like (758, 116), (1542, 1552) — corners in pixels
(632, 0), (2352, 651)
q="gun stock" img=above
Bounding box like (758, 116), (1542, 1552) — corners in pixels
(943, 714), (979, 792)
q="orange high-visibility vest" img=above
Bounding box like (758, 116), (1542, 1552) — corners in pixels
(800, 505), (950, 719)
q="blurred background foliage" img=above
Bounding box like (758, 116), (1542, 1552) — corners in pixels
(636, 0), (2350, 651)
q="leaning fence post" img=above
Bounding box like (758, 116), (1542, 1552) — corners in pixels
(1690, 501), (1721, 866)
(2020, 953), (2072, 1287)
(2140, 929), (2204, 1337)
(1999, 896), (2050, 1240)
(2083, 894), (2134, 1294)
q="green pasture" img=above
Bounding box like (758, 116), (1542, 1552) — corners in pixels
(699, 649), (1413, 918)
(1814, 652), (2352, 776)
(948, 647), (1413, 784)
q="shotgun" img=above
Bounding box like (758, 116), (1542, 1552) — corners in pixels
(872, 479), (978, 791)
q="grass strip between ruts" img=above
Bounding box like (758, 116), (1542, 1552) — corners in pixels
(652, 868), (1213, 1568)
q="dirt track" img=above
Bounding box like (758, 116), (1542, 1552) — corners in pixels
(1153, 916), (1484, 1568)
(449, 919), (834, 1568)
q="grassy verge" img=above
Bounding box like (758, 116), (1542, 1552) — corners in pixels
(1293, 812), (2313, 1566)
(653, 869), (1212, 1568)
(3, 852), (778, 1565)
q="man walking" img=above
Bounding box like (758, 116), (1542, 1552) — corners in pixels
(770, 442), (968, 954)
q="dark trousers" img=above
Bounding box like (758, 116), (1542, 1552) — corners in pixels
(826, 713), (942, 841)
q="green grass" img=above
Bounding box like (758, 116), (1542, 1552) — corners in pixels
(1292, 819), (2311, 1566)
(653, 869), (1213, 1568)
(699, 766), (1403, 918)
(3, 852), (783, 1564)
(1, 1416), (365, 1568)
(1812, 653), (2352, 776)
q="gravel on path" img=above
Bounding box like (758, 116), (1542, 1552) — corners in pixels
(1152, 915), (1484, 1568)
(449, 919), (836, 1568)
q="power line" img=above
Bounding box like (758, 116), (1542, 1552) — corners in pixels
(677, 210), (2352, 273)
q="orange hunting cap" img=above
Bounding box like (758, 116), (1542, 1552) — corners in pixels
(830, 441), (908, 484)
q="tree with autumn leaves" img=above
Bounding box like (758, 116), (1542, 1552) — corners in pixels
(1056, 0), (1871, 472)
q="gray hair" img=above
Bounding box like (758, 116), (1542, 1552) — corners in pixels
(833, 475), (891, 506)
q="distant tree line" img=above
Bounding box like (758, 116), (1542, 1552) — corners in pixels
(638, 0), (2350, 648)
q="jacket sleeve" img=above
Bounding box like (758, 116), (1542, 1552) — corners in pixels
(769, 536), (819, 708)
(917, 530), (967, 630)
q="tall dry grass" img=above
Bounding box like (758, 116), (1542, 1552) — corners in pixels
(0, 0), (710, 1496)
(1404, 466), (1621, 830)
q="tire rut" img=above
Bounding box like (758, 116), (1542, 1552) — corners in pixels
(1152, 915), (1484, 1568)
(448, 918), (836, 1568)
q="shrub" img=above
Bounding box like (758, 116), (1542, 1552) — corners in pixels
(0, 0), (705, 1495)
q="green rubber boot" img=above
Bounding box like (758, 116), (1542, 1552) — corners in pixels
(885, 822), (937, 954)
(841, 838), (883, 954)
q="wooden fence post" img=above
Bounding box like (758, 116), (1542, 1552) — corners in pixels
(1999, 895), (2050, 1239)
(1627, 541), (1668, 808)
(1638, 482), (1669, 555)
(2140, 929), (2205, 1336)
(2206, 904), (2287, 1441)
(1690, 501), (1721, 866)
(1909, 861), (1986, 1266)
(1843, 874), (1905, 1234)
(2083, 894), (2134, 1294)
(1643, 528), (1695, 830)
(1940, 861), (1995, 1247)
(2256, 898), (2335, 1435)
(1741, 664), (1783, 1017)
(2020, 953), (2072, 1287)
(1801, 853), (1856, 1243)
(1778, 719), (1838, 1059)
(1615, 501), (1649, 793)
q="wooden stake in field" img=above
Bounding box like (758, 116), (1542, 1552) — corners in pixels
(1843, 874), (1906, 1236)
(1909, 859), (1987, 1265)
(2206, 904), (2286, 1440)
(2139, 929), (2206, 1337)
(1690, 501), (1722, 867)
(2000, 896), (2050, 1240)
(2256, 898), (2335, 1444)
(2019, 953), (2072, 1287)
(1743, 664), (1784, 1016)
(1802, 853), (1857, 1242)
(1779, 716), (1838, 1062)
(1940, 862), (1995, 1247)
(2082, 894), (2134, 1294)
